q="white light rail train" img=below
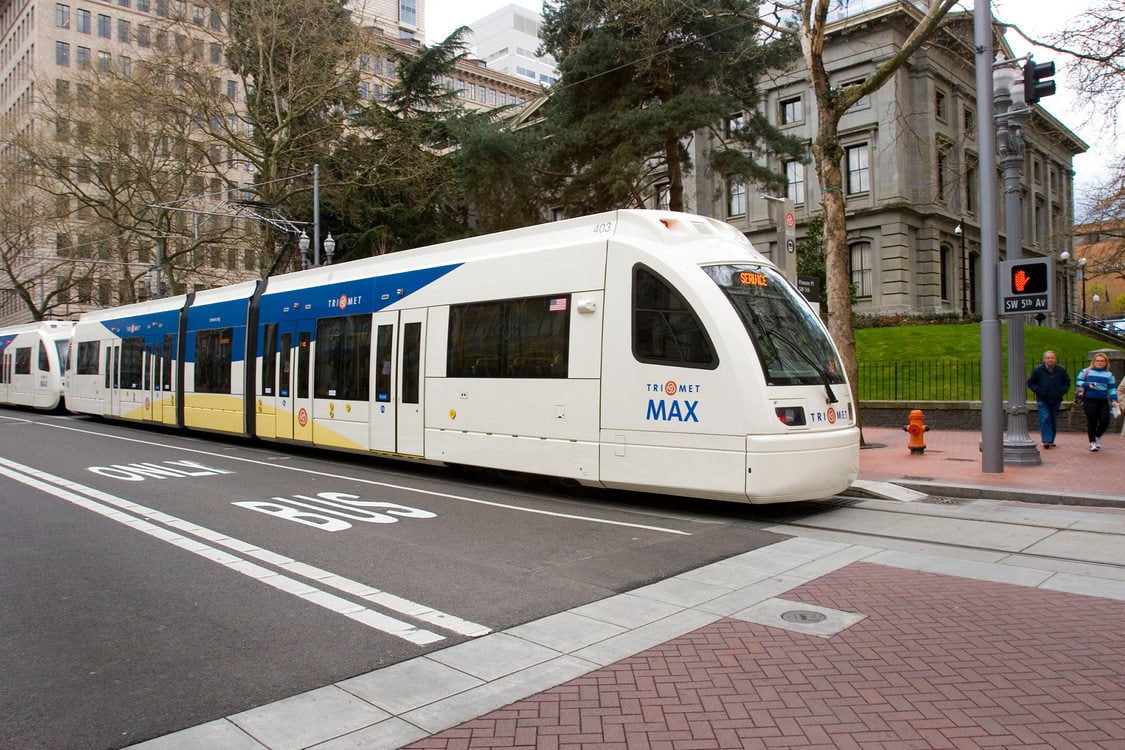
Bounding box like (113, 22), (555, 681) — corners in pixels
(5, 210), (859, 503)
(0, 320), (75, 410)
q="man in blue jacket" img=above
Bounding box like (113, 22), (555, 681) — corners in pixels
(1027, 350), (1070, 448)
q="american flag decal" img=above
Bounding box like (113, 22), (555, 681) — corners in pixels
(549, 297), (567, 312)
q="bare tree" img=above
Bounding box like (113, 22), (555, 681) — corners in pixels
(0, 157), (92, 321)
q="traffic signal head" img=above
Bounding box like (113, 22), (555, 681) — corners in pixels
(1010, 261), (1049, 295)
(1023, 60), (1056, 104)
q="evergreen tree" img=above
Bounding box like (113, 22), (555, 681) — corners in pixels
(538, 0), (804, 213)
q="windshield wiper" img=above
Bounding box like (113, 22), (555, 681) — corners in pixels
(747, 307), (838, 404)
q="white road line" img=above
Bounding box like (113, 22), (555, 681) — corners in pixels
(38, 419), (692, 536)
(0, 457), (490, 642)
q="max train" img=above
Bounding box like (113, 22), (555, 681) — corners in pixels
(9, 210), (859, 503)
(0, 320), (74, 410)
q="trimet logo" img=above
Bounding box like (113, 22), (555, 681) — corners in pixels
(645, 380), (701, 423)
(329, 294), (363, 310)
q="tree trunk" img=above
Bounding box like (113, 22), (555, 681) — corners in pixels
(813, 114), (864, 441)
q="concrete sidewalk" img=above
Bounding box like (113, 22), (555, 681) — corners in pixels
(133, 430), (1125, 750)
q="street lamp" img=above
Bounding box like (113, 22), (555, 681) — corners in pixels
(954, 222), (969, 318)
(298, 230), (311, 269)
(1093, 293), (1100, 322)
(298, 229), (335, 268)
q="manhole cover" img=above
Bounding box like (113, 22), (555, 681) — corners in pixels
(781, 610), (827, 624)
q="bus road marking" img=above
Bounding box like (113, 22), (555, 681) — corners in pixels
(39, 419), (692, 536)
(0, 457), (489, 643)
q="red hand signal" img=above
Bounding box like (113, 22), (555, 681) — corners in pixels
(1013, 269), (1030, 292)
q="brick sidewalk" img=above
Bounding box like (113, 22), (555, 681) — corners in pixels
(404, 562), (1125, 749)
(858, 426), (1122, 500)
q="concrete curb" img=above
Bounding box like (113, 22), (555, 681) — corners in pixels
(850, 479), (1125, 509)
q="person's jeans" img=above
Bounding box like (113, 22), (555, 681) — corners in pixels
(1037, 400), (1061, 444)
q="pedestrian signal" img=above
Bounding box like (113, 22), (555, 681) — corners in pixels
(998, 258), (1053, 315)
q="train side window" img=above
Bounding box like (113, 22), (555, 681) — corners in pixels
(375, 324), (393, 401)
(195, 328), (232, 394)
(121, 337), (143, 389)
(632, 265), (718, 369)
(104, 345), (112, 388)
(447, 295), (569, 378)
(402, 321), (421, 404)
(261, 323), (277, 395)
(15, 347), (32, 375)
(144, 344), (152, 391)
(297, 332), (310, 399)
(38, 341), (50, 372)
(153, 342), (163, 391)
(162, 335), (174, 391)
(314, 315), (371, 400)
(77, 342), (100, 374)
(279, 332), (292, 397)
(112, 346), (120, 388)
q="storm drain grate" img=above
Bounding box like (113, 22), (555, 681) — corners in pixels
(917, 495), (972, 505)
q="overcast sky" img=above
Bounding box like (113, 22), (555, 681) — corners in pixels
(424, 0), (1114, 203)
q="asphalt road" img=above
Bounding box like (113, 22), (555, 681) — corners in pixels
(0, 407), (782, 749)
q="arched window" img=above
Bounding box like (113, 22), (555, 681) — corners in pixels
(849, 241), (873, 298)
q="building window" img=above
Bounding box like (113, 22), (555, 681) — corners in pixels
(227, 80), (237, 98)
(965, 158), (978, 214)
(935, 90), (947, 121)
(849, 241), (872, 298)
(97, 50), (111, 72)
(841, 79), (870, 111)
(780, 96), (802, 125)
(728, 178), (746, 217)
(210, 42), (221, 64)
(940, 244), (952, 301)
(936, 144), (951, 203)
(137, 24), (150, 46)
(98, 13), (110, 38)
(726, 112), (745, 136)
(963, 106), (975, 136)
(845, 144), (870, 194)
(56, 3), (70, 28)
(117, 18), (130, 42)
(76, 46), (91, 69)
(400, 0), (417, 26)
(56, 41), (70, 66)
(785, 161), (805, 205)
(655, 182), (671, 211)
(76, 8), (90, 33)
(119, 55), (131, 76)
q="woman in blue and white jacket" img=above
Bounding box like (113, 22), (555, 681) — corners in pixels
(1076, 352), (1118, 452)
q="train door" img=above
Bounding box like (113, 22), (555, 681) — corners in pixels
(370, 309), (426, 456)
(274, 323), (295, 440)
(105, 341), (120, 416)
(274, 319), (315, 442)
(146, 335), (164, 424)
(256, 322), (279, 439)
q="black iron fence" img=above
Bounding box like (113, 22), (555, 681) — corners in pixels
(857, 357), (1089, 401)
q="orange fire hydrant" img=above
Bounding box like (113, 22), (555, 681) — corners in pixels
(904, 409), (928, 455)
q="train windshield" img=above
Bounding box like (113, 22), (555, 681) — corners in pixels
(55, 340), (69, 371)
(703, 265), (845, 393)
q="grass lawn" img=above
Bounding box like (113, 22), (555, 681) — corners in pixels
(857, 323), (1115, 365)
(855, 323), (1120, 400)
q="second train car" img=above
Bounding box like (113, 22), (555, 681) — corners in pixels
(0, 320), (75, 410)
(65, 209), (859, 503)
